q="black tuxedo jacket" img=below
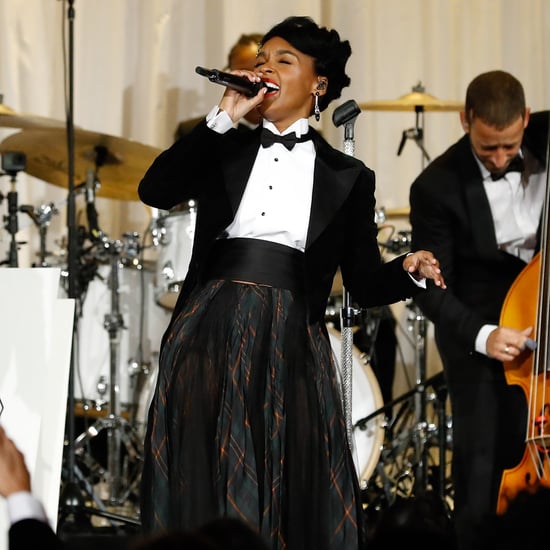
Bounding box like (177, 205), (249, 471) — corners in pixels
(409, 110), (549, 365)
(139, 120), (422, 334)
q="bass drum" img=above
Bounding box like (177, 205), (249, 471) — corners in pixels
(154, 201), (197, 310)
(328, 326), (385, 488)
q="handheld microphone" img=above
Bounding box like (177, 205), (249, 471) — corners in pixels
(195, 66), (267, 97)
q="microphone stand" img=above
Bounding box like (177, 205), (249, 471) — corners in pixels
(58, 0), (93, 528)
(332, 100), (362, 452)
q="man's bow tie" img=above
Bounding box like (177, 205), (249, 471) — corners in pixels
(490, 155), (524, 181)
(260, 128), (312, 151)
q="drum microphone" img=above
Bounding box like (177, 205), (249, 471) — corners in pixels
(195, 66), (268, 97)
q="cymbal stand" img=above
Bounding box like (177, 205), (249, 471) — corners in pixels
(395, 87), (435, 493)
(396, 83), (431, 165)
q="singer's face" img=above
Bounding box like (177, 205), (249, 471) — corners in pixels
(254, 37), (320, 131)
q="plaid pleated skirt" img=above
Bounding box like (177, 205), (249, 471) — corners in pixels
(140, 239), (365, 549)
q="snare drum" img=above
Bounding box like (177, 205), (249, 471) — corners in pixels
(328, 326), (385, 488)
(154, 201), (197, 310)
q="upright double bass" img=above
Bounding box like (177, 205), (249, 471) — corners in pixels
(497, 112), (550, 514)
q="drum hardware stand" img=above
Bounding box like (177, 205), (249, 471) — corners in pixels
(396, 83), (430, 164)
(117, 230), (153, 425)
(356, 371), (449, 508)
(73, 235), (143, 517)
(404, 299), (428, 495)
(19, 201), (60, 267)
(0, 151), (27, 267)
(333, 99), (362, 451)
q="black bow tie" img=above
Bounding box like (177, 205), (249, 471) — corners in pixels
(260, 128), (311, 151)
(490, 155), (524, 181)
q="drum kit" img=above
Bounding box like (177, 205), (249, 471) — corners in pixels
(0, 85), (462, 519)
(0, 103), (186, 519)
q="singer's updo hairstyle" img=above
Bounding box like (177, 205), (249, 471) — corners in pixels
(260, 16), (351, 113)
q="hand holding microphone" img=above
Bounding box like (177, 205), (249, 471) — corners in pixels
(196, 66), (275, 123)
(195, 66), (268, 97)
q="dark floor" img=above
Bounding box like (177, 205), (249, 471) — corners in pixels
(59, 520), (142, 549)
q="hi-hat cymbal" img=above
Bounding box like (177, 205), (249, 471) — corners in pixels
(0, 103), (67, 129)
(360, 92), (463, 112)
(0, 128), (161, 201)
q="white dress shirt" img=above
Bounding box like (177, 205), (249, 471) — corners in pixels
(206, 107), (314, 251)
(6, 490), (48, 525)
(474, 152), (545, 355)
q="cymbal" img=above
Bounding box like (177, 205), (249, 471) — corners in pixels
(0, 103), (14, 115)
(0, 128), (162, 201)
(0, 104), (66, 130)
(360, 92), (463, 112)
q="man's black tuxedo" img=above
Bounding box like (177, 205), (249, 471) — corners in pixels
(409, 111), (549, 549)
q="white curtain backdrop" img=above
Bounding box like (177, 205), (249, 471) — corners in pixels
(0, 0), (548, 267)
(0, 0), (548, 392)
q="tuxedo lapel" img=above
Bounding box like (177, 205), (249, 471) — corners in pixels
(306, 145), (360, 247)
(458, 139), (501, 260)
(221, 127), (262, 215)
(463, 175), (500, 258)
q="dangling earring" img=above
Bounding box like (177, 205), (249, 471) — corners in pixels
(314, 92), (320, 122)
